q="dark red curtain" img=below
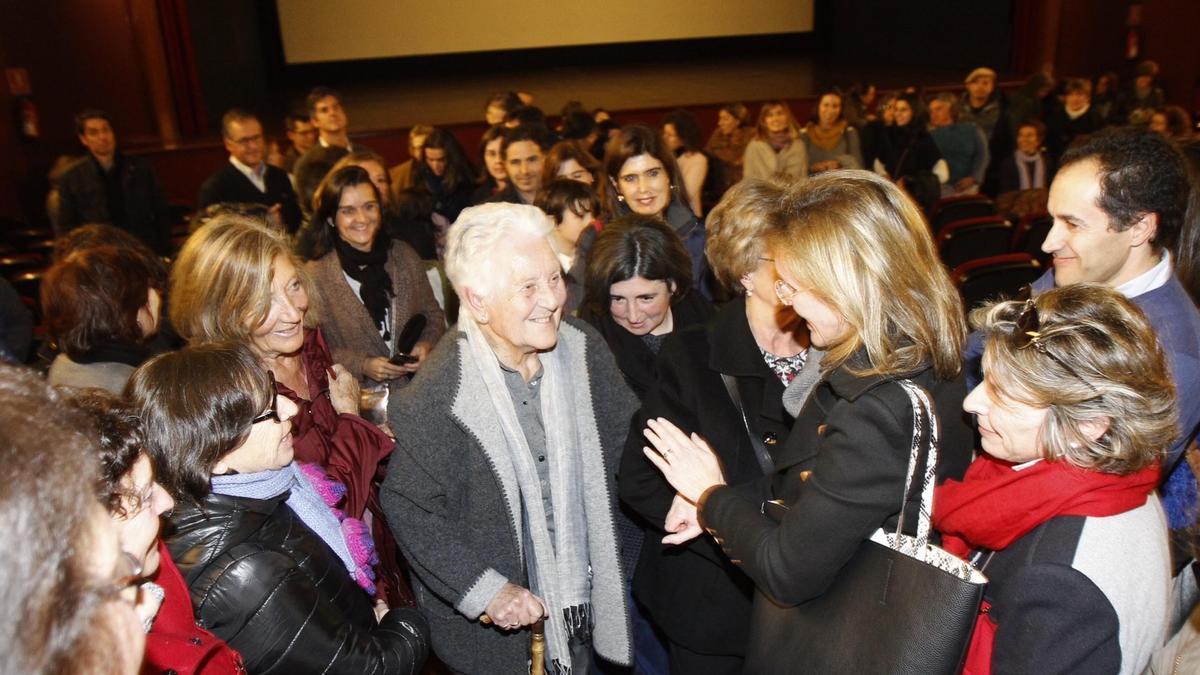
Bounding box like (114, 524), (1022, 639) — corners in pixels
(156, 0), (206, 137)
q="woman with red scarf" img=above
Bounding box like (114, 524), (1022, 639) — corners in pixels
(935, 284), (1177, 674)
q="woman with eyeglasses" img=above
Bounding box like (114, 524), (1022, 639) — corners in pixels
(636, 171), (973, 664)
(616, 178), (808, 673)
(171, 214), (414, 608)
(66, 389), (245, 674)
(933, 284), (1174, 674)
(128, 342), (430, 674)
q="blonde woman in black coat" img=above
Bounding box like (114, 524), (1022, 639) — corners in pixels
(640, 171), (973, 668)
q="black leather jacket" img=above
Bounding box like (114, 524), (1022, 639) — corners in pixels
(165, 491), (429, 674)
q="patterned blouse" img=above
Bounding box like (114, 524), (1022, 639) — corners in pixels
(760, 347), (808, 385)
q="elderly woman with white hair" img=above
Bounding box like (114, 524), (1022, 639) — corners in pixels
(381, 202), (639, 674)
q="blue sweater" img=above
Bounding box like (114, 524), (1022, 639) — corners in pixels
(931, 123), (988, 183)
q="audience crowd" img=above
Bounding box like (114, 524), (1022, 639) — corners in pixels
(3, 59), (1200, 674)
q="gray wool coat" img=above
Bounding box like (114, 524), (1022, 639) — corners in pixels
(381, 317), (638, 673)
(306, 239), (445, 384)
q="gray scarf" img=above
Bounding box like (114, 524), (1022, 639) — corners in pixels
(461, 317), (592, 673)
(782, 348), (826, 417)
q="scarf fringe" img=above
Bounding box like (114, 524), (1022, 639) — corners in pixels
(295, 462), (379, 595)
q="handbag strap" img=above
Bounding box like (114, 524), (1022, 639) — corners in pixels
(720, 373), (776, 476)
(892, 379), (939, 550)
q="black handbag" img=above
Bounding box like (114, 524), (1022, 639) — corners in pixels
(743, 380), (987, 675)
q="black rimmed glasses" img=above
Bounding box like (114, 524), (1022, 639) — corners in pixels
(251, 379), (280, 425)
(1014, 285), (1099, 393)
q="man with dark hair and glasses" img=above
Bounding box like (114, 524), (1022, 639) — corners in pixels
(198, 109), (302, 232)
(967, 127), (1200, 570)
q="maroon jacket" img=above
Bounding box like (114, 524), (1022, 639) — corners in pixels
(143, 540), (244, 675)
(278, 328), (413, 606)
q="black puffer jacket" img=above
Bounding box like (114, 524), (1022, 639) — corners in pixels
(165, 491), (429, 674)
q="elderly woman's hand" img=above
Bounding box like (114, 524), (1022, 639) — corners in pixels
(642, 417), (726, 504)
(484, 582), (547, 630)
(327, 365), (361, 415)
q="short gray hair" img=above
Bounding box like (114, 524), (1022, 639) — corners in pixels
(444, 203), (553, 310)
(974, 284), (1177, 474)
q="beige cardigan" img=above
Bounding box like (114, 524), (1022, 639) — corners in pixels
(306, 240), (446, 384)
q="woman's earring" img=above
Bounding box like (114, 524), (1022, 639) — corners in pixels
(745, 288), (753, 298)
(616, 194), (625, 202)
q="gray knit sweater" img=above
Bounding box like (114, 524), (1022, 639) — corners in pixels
(381, 317), (638, 673)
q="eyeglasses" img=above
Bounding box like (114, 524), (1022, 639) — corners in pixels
(774, 278), (799, 305)
(251, 379), (280, 425)
(1014, 286), (1099, 393)
(101, 551), (145, 608)
(229, 133), (263, 147)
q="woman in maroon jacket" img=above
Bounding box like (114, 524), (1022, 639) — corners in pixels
(65, 389), (244, 675)
(170, 215), (412, 607)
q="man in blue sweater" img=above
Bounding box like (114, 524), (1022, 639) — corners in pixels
(929, 93), (989, 198)
(969, 127), (1200, 543)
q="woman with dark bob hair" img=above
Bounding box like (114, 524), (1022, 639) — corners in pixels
(0, 364), (144, 674)
(66, 389), (244, 674)
(298, 165), (445, 385)
(583, 213), (714, 399)
(934, 284), (1175, 673)
(582, 213), (714, 671)
(619, 178), (808, 673)
(43, 244), (165, 393)
(601, 125), (708, 296)
(128, 342), (430, 674)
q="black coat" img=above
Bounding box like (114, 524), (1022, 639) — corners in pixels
(619, 297), (794, 655)
(197, 162), (302, 232)
(165, 491), (429, 674)
(584, 290), (715, 400)
(55, 153), (170, 254)
(1044, 105), (1103, 164)
(995, 152), (1056, 195)
(701, 355), (973, 607)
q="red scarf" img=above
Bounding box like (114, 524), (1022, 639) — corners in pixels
(933, 454), (1159, 557)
